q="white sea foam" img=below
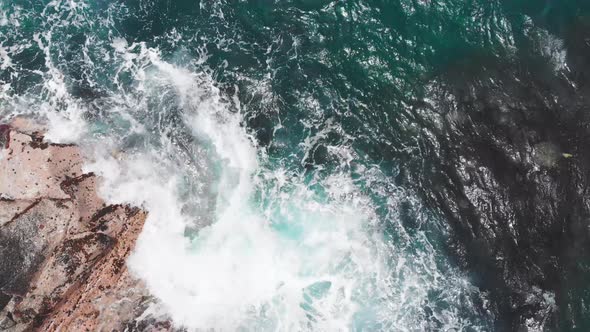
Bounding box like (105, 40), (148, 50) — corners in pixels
(82, 53), (388, 330)
(521, 16), (568, 72)
(84, 53), (489, 330)
(0, 1), (493, 330)
(540, 32), (567, 72)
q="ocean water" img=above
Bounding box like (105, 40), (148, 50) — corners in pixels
(1, 0), (589, 330)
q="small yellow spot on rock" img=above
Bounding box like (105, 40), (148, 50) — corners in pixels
(562, 153), (573, 158)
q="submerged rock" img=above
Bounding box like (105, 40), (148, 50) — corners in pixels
(0, 120), (171, 331)
(407, 51), (590, 330)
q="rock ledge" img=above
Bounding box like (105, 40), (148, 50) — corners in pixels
(0, 119), (164, 331)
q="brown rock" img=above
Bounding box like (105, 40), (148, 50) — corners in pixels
(0, 199), (74, 297)
(0, 130), (83, 200)
(0, 121), (170, 331)
(41, 209), (150, 332)
(61, 173), (107, 234)
(8, 117), (46, 136)
(0, 199), (34, 227)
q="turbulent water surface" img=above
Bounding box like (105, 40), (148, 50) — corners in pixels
(1, 0), (590, 330)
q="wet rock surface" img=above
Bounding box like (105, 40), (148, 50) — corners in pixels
(0, 120), (171, 331)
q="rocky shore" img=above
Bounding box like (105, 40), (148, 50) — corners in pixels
(0, 119), (167, 331)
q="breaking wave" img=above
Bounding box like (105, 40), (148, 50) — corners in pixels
(0, 0), (512, 330)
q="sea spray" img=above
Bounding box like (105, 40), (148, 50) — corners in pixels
(83, 57), (385, 330)
(0, 0), (497, 330)
(82, 53), (488, 330)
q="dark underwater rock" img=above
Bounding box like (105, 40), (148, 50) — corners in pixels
(406, 32), (590, 330)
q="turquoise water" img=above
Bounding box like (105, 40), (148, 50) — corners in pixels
(1, 0), (590, 330)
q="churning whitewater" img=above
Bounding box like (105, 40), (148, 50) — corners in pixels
(79, 44), (486, 331)
(12, 0), (580, 330)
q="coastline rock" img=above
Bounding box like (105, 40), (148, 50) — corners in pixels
(0, 121), (169, 331)
(0, 130), (83, 200)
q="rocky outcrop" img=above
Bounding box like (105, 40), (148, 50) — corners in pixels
(0, 119), (166, 331)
